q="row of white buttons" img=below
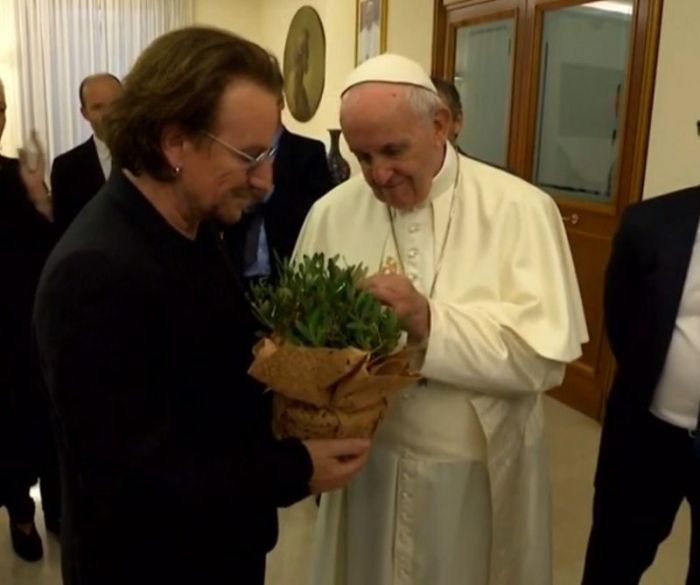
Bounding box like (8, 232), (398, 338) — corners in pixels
(395, 459), (417, 583)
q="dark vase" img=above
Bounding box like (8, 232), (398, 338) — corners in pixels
(327, 128), (350, 186)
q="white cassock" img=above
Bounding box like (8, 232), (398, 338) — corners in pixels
(293, 145), (588, 585)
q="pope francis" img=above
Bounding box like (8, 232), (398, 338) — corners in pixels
(293, 54), (588, 585)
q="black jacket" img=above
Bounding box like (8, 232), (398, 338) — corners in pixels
(0, 155), (55, 494)
(50, 136), (106, 235)
(224, 128), (332, 279)
(33, 171), (312, 584)
(598, 185), (700, 482)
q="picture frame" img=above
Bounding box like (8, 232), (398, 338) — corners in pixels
(283, 6), (326, 122)
(355, 0), (388, 65)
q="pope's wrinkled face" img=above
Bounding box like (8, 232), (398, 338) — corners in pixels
(165, 79), (278, 225)
(340, 83), (449, 211)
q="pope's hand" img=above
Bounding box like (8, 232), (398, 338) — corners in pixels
(303, 438), (371, 494)
(361, 273), (430, 343)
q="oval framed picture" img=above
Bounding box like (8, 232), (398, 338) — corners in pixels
(283, 6), (326, 122)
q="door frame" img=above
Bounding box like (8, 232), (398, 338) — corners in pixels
(434, 1), (524, 172)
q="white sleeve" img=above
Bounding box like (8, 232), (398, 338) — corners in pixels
(421, 300), (567, 395)
(420, 189), (586, 396)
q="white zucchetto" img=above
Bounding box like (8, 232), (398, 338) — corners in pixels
(341, 53), (437, 96)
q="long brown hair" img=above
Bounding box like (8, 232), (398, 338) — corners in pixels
(105, 26), (282, 181)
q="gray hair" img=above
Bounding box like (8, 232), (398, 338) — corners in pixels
(341, 83), (444, 125)
(404, 85), (445, 124)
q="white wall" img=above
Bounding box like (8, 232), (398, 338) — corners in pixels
(386, 0), (434, 73)
(194, 0), (261, 38)
(195, 0), (435, 168)
(193, 0), (700, 198)
(259, 0), (355, 146)
(643, 0), (700, 198)
(0, 0), (22, 156)
(260, 0), (434, 167)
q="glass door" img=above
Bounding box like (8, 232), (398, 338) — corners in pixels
(532, 1), (633, 202)
(437, 0), (663, 420)
(454, 18), (516, 168)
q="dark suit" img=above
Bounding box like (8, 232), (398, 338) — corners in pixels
(0, 155), (59, 526)
(33, 171), (313, 584)
(582, 186), (700, 584)
(50, 136), (106, 235)
(223, 127), (332, 280)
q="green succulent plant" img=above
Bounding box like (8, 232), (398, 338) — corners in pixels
(248, 253), (403, 359)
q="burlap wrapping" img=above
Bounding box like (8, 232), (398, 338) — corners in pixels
(248, 338), (420, 439)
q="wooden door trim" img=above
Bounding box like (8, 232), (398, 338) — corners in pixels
(433, 0), (523, 172)
(433, 0), (448, 76)
(521, 0), (664, 211)
(621, 0), (664, 207)
(433, 0), (521, 76)
(522, 0), (663, 420)
(432, 0), (665, 421)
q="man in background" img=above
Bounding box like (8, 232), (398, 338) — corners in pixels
(0, 79), (58, 563)
(431, 76), (464, 148)
(222, 61), (332, 283)
(50, 73), (122, 235)
(582, 185), (700, 584)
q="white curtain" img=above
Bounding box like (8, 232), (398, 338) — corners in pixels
(12, 0), (193, 168)
(0, 0), (22, 156)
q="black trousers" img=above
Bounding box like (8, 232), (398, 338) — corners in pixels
(582, 411), (700, 585)
(1, 425), (60, 525)
(0, 365), (61, 526)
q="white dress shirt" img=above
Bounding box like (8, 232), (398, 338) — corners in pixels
(94, 135), (111, 180)
(651, 221), (700, 430)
